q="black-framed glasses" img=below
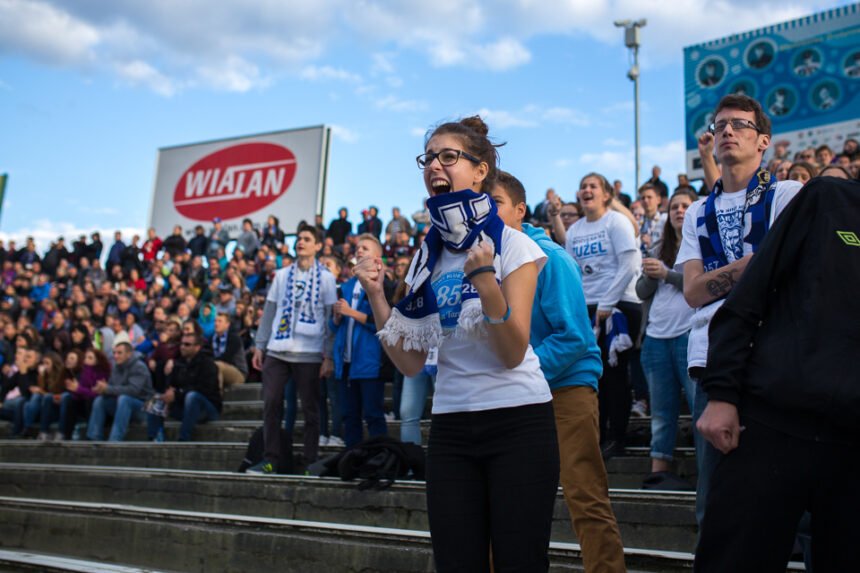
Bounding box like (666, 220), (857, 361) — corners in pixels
(708, 118), (761, 135)
(416, 148), (482, 169)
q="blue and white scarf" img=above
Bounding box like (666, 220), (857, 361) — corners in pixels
(697, 168), (777, 273)
(273, 260), (325, 342)
(377, 189), (505, 351)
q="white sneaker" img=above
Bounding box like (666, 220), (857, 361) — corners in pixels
(631, 399), (649, 418)
(318, 435), (329, 446)
(37, 432), (51, 442)
(327, 436), (345, 448)
(53, 431), (64, 442)
(384, 412), (395, 422)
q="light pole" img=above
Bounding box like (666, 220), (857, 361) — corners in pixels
(614, 19), (646, 193)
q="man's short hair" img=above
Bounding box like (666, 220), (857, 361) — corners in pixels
(298, 224), (324, 245)
(216, 312), (231, 322)
(495, 170), (527, 207)
(356, 233), (383, 252)
(638, 183), (658, 197)
(714, 94), (772, 136)
(816, 144), (832, 154)
(182, 332), (203, 347)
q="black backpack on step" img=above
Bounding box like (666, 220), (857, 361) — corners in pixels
(307, 435), (425, 490)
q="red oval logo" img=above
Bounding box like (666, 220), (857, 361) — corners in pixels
(172, 142), (297, 221)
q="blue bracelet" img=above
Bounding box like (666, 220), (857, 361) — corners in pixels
(483, 306), (511, 325)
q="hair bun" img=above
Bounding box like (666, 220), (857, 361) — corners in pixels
(460, 115), (489, 137)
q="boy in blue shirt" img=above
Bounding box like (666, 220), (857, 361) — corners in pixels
(493, 172), (626, 573)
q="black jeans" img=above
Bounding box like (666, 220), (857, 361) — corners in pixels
(262, 355), (321, 464)
(588, 301), (642, 444)
(426, 401), (560, 573)
(695, 418), (860, 573)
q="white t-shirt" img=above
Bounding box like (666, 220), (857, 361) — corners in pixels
(645, 265), (694, 339)
(565, 210), (640, 306)
(430, 226), (551, 414)
(676, 180), (801, 369)
(266, 263), (338, 355)
(641, 212), (667, 249)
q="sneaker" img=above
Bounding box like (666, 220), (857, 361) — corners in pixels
(327, 436), (345, 448)
(318, 435), (329, 447)
(37, 432), (51, 442)
(53, 431), (64, 442)
(246, 460), (276, 475)
(631, 399), (649, 418)
(642, 471), (695, 491)
(384, 412), (395, 422)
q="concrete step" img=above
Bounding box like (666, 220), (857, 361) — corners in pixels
(0, 441), (698, 489)
(0, 463), (698, 553)
(224, 381), (406, 404)
(0, 496), (707, 572)
(0, 549), (175, 572)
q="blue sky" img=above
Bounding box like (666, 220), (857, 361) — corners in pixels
(0, 0), (851, 249)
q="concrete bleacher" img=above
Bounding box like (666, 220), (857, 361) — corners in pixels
(0, 382), (803, 572)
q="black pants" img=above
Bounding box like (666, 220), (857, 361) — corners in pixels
(695, 418), (860, 573)
(588, 301), (642, 444)
(262, 355), (321, 463)
(426, 401), (560, 573)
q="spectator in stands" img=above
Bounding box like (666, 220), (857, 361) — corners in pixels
(411, 200), (431, 236)
(207, 218), (230, 258)
(214, 283), (237, 317)
(637, 189), (699, 491)
(162, 225), (187, 258)
(638, 183), (667, 252)
(531, 188), (556, 225)
(106, 232), (126, 270)
(492, 170), (627, 572)
(788, 162), (818, 185)
(211, 312), (247, 387)
(331, 234), (389, 448)
(23, 350), (64, 439)
(613, 180), (633, 207)
(327, 208), (352, 246)
(564, 172), (642, 460)
(815, 144), (834, 167)
(142, 228), (162, 262)
(86, 334), (154, 441)
(818, 165), (852, 180)
(646, 165), (670, 199)
(37, 349), (80, 440)
(677, 94), (801, 527)
(187, 225), (209, 258)
(261, 215), (285, 250)
(147, 332), (222, 442)
(357, 206), (383, 240)
(87, 232), (103, 262)
(774, 159), (792, 181)
(235, 219), (259, 259)
(355, 116), (559, 571)
(384, 207), (413, 242)
(250, 224), (336, 473)
(0, 346), (39, 437)
(148, 318), (181, 393)
(59, 347), (109, 440)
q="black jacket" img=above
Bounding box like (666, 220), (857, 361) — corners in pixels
(168, 351), (222, 412)
(211, 330), (248, 376)
(703, 178), (860, 444)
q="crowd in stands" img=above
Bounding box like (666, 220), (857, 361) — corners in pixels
(0, 133), (857, 466)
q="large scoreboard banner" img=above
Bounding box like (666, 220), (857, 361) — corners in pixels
(684, 3), (860, 178)
(148, 126), (331, 239)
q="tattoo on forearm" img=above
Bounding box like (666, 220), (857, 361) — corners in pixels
(706, 269), (739, 298)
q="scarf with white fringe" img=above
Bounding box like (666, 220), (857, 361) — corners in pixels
(377, 189), (505, 351)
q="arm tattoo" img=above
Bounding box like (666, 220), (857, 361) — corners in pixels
(706, 269), (740, 298)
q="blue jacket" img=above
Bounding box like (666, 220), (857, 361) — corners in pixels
(523, 223), (602, 390)
(330, 277), (383, 381)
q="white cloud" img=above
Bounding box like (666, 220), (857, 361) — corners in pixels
(115, 59), (176, 96)
(554, 158), (573, 168)
(196, 55), (268, 92)
(542, 107), (591, 126)
(602, 137), (628, 147)
(472, 38), (531, 71)
(579, 139), (686, 184)
(330, 124), (359, 144)
(300, 65), (362, 83)
(410, 127), (429, 138)
(0, 0), (100, 66)
(476, 107), (538, 129)
(371, 52), (396, 75)
(375, 95), (428, 113)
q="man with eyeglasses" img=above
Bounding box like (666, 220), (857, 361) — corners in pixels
(146, 333), (222, 442)
(675, 94), (801, 530)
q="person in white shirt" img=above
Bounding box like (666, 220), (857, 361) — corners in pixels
(354, 116), (558, 572)
(250, 225), (336, 473)
(676, 94), (801, 528)
(564, 172), (642, 459)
